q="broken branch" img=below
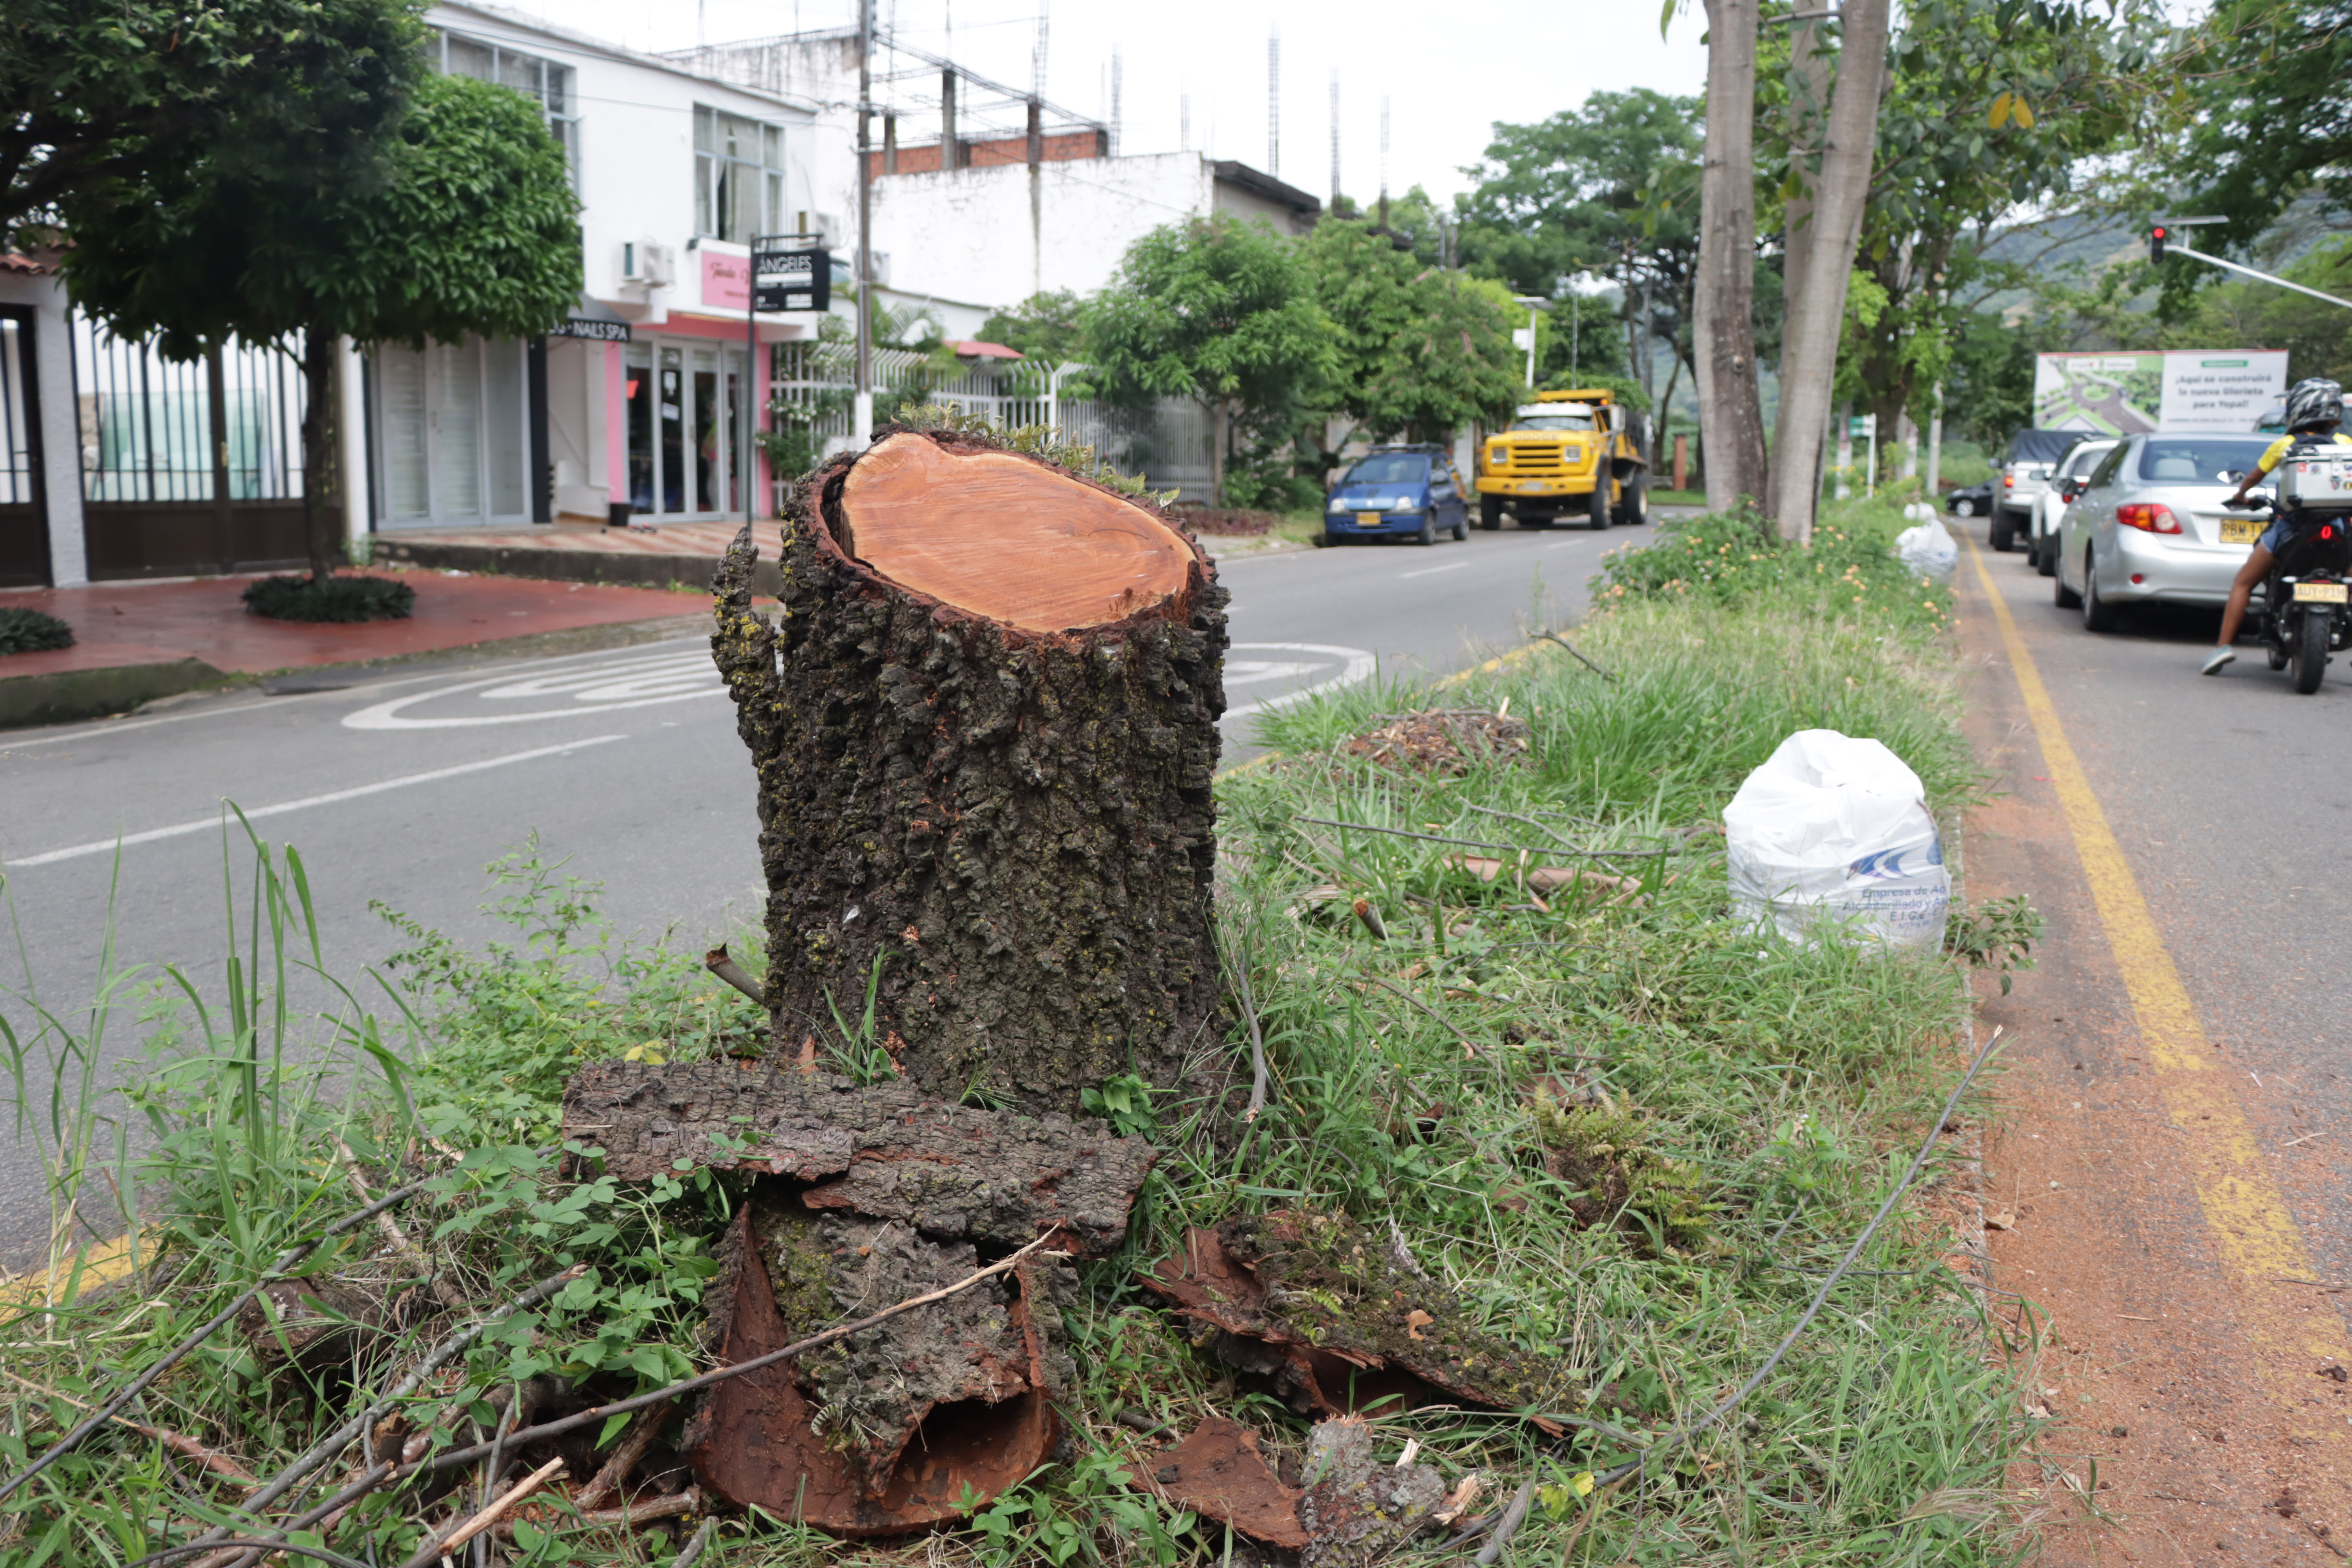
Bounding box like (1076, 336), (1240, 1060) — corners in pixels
(1535, 630), (1615, 680)
(0, 1173), (440, 1504)
(409, 1231), (1062, 1479)
(703, 945), (763, 1006)
(1364, 977), (1486, 1059)
(1473, 1475), (1539, 1567)
(571, 1399), (672, 1511)
(1299, 817), (1672, 858)
(399, 1457), (564, 1568)
(0, 1368), (257, 1490)
(338, 1142), (462, 1311)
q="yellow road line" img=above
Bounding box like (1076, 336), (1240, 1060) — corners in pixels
(1965, 537), (2349, 1450)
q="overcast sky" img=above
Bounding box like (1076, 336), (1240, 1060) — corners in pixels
(525, 0), (1710, 208)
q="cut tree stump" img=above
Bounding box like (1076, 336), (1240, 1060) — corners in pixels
(711, 425), (1228, 1113)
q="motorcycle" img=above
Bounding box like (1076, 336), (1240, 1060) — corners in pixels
(2224, 488), (2352, 694)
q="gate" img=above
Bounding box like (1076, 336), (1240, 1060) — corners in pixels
(74, 317), (309, 580)
(0, 307), (49, 588)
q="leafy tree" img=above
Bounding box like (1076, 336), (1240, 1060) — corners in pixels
(2171, 0), (2352, 254)
(64, 67), (581, 579)
(0, 0), (416, 243)
(1456, 91), (1703, 449)
(977, 290), (1087, 364)
(1085, 214), (1335, 506)
(1297, 220), (1523, 464)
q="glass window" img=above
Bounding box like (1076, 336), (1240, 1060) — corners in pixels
(435, 30), (577, 188)
(1343, 453), (1430, 485)
(1510, 412), (1596, 431)
(695, 104), (786, 244)
(2137, 437), (2271, 485)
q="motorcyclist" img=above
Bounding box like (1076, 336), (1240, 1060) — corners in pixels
(2205, 377), (2352, 675)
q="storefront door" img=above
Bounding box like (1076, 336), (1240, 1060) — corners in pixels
(375, 337), (529, 529)
(623, 339), (748, 522)
(0, 310), (48, 588)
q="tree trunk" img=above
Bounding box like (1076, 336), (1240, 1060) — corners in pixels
(1776, 15), (1832, 413)
(1767, 0), (1891, 543)
(299, 325), (343, 580)
(710, 426), (1229, 1117)
(1694, 0), (1770, 513)
(1925, 382), (1944, 495)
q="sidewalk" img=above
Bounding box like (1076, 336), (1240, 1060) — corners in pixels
(0, 568), (719, 729)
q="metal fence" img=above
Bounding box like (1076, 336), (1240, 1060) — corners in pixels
(766, 343), (1214, 509)
(73, 316), (305, 503)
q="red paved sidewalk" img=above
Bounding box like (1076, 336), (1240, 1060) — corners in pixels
(0, 568), (712, 680)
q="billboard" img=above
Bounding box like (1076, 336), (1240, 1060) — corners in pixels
(2033, 349), (2289, 435)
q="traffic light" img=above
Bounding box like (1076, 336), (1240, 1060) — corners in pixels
(2150, 225), (2167, 264)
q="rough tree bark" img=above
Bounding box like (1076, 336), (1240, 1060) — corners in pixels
(710, 426), (1228, 1116)
(300, 324), (343, 580)
(1695, 0), (1770, 514)
(1767, 0), (1892, 543)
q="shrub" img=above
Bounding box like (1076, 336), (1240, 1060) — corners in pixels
(0, 605), (74, 655)
(1589, 499), (1953, 632)
(242, 572), (416, 623)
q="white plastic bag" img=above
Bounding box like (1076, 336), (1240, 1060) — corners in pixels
(1724, 730), (1951, 949)
(1894, 516), (1958, 582)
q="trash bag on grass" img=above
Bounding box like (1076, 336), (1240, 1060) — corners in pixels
(1725, 729), (1950, 948)
(1894, 515), (1958, 581)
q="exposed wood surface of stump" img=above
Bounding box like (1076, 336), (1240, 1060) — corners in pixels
(711, 426), (1228, 1114)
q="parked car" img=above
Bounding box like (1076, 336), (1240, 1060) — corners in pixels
(1992, 428), (2082, 551)
(2052, 432), (2277, 630)
(2027, 437), (2120, 576)
(1323, 445), (1470, 545)
(1946, 482), (1996, 517)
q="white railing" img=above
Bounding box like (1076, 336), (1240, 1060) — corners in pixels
(765, 346), (1215, 509)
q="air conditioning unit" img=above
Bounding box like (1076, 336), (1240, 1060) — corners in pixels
(620, 240), (675, 287)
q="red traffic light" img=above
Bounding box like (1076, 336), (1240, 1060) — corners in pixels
(2150, 225), (2167, 263)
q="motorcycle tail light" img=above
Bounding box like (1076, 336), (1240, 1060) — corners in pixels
(2116, 503), (2182, 534)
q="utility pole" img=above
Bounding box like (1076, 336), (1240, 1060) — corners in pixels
(1267, 28), (1279, 173)
(854, 0), (875, 445)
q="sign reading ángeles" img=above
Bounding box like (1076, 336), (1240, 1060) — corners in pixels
(753, 248), (831, 314)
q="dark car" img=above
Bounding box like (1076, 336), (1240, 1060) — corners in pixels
(1323, 446), (1470, 545)
(1945, 482), (1996, 517)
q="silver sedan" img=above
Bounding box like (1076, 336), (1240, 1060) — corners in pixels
(2052, 433), (2277, 631)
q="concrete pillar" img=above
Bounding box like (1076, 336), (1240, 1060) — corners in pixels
(31, 283), (86, 587)
(339, 337), (368, 560)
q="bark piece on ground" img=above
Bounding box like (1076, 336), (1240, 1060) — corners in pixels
(561, 1061), (1156, 1257)
(1447, 856), (1643, 906)
(1335, 711), (1531, 776)
(236, 1277), (395, 1378)
(710, 424), (1227, 1116)
(1141, 1214), (1568, 1427)
(1127, 1416), (1308, 1550)
(1297, 1414), (1448, 1568)
(682, 1196), (1072, 1536)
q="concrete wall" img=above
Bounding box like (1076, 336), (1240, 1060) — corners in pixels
(0, 270), (85, 587)
(871, 152), (1214, 311)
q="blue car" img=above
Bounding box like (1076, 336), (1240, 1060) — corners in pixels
(1323, 446), (1470, 545)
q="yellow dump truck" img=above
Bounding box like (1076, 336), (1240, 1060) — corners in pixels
(1475, 389), (1648, 530)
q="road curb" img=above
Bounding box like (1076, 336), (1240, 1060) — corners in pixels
(0, 612), (716, 732)
(373, 537), (784, 596)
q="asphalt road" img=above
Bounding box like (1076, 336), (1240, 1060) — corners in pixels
(1957, 518), (2352, 1558)
(0, 516), (1642, 1266)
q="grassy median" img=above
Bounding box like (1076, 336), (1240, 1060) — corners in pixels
(0, 499), (2031, 1567)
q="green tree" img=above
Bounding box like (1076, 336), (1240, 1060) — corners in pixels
(1456, 90), (1703, 446)
(0, 0), (417, 241)
(977, 290), (1087, 364)
(64, 67), (581, 580)
(1297, 221), (1523, 465)
(2172, 0), (2352, 255)
(1084, 214), (1335, 505)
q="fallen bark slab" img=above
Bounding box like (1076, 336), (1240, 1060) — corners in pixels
(1127, 1416), (1307, 1550)
(683, 1198), (1068, 1536)
(1298, 1414), (1447, 1568)
(562, 1061), (1156, 1257)
(1142, 1214), (1567, 1429)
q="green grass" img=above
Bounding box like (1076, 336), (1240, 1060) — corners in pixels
(0, 498), (2037, 1567)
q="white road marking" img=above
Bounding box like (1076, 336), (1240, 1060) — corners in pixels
(1397, 561), (1473, 579)
(1225, 659), (1324, 687)
(3, 735), (625, 868)
(344, 650), (723, 729)
(1221, 642), (1378, 721)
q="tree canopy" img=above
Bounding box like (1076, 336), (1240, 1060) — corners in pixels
(1085, 214), (1335, 504)
(0, 0), (418, 244)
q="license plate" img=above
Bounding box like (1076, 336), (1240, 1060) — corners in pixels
(1355, 512), (1381, 526)
(2220, 517), (2262, 544)
(2294, 581), (2349, 603)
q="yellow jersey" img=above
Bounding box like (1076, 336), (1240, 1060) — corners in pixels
(2258, 431), (2352, 473)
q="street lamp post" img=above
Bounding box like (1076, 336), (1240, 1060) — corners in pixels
(854, 0), (876, 445)
(1511, 294), (1551, 390)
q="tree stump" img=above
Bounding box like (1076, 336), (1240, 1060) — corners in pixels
(711, 427), (1228, 1114)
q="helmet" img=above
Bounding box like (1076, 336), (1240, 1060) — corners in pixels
(2284, 377), (2343, 434)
